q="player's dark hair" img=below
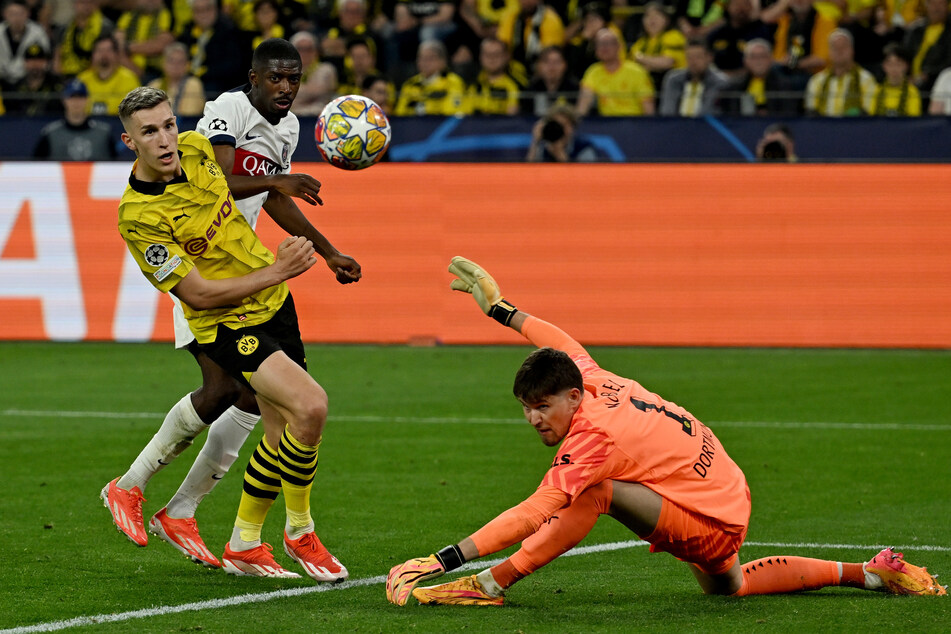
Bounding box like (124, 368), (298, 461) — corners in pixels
(251, 37), (301, 69)
(513, 347), (584, 403)
(118, 86), (170, 124)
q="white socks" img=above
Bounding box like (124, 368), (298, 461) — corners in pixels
(118, 394), (205, 492)
(285, 520), (315, 541)
(166, 406), (259, 519)
(230, 526), (261, 551)
(476, 569), (505, 598)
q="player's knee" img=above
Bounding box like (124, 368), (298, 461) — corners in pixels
(288, 390), (328, 445)
(299, 396), (328, 428)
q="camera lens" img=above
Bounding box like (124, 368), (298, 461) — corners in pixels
(760, 140), (788, 160)
(541, 120), (565, 142)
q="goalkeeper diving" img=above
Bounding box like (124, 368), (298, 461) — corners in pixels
(385, 257), (947, 606)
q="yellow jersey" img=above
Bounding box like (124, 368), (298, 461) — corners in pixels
(117, 131), (287, 344)
(395, 71), (467, 116)
(630, 29), (687, 69)
(873, 81), (921, 116)
(57, 10), (111, 77)
(580, 61), (655, 116)
(117, 8), (174, 76)
(77, 67), (141, 115)
(466, 71), (522, 114)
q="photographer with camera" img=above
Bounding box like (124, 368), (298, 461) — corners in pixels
(755, 122), (797, 162)
(526, 104), (599, 162)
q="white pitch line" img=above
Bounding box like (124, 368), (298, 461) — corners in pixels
(2, 409), (950, 431)
(4, 539), (949, 634)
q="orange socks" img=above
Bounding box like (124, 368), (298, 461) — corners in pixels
(491, 481), (614, 589)
(734, 557), (866, 595)
(489, 559), (525, 589)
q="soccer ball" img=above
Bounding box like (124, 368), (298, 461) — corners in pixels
(314, 95), (391, 170)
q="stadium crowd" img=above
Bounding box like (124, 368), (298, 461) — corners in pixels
(2, 0), (951, 129)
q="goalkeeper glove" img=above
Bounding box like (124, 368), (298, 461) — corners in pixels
(386, 555), (444, 605)
(386, 545), (466, 606)
(448, 256), (518, 326)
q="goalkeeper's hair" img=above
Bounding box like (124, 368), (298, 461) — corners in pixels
(513, 347), (584, 403)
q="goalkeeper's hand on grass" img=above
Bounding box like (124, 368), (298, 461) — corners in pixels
(386, 555), (445, 606)
(448, 256), (518, 326)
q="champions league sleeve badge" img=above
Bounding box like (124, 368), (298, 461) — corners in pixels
(146, 243), (182, 282)
(208, 118), (228, 131)
(145, 243), (169, 266)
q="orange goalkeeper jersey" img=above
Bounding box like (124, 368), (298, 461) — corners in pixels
(532, 315), (749, 530)
(470, 316), (750, 557)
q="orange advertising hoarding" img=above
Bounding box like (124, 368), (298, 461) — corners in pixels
(1, 162), (949, 348)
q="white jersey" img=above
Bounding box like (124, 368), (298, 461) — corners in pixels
(195, 87), (300, 228)
(174, 87), (301, 348)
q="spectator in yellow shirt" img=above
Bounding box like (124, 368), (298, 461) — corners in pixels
(114, 0), (175, 81)
(55, 0), (114, 79)
(395, 40), (467, 115)
(577, 28), (655, 116)
(630, 2), (687, 88)
(467, 37), (525, 114)
(904, 0), (951, 92)
(804, 29), (877, 116)
(147, 42), (206, 116)
(77, 35), (141, 115)
(251, 0), (285, 50)
(871, 42), (921, 115)
(497, 0), (566, 68)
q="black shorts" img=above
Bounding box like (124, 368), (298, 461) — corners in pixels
(200, 294), (307, 392)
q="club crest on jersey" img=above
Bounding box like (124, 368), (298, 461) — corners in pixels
(144, 243), (169, 266)
(208, 118), (228, 131)
(204, 160), (221, 177)
(237, 335), (258, 355)
(282, 143), (289, 164)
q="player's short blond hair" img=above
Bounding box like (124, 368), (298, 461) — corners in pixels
(118, 86), (170, 126)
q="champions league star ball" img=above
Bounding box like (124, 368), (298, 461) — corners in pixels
(314, 95), (391, 170)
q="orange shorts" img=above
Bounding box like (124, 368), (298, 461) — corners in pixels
(644, 490), (750, 576)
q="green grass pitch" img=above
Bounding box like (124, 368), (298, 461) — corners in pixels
(1, 342), (949, 633)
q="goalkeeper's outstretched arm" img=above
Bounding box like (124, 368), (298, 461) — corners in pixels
(385, 486), (568, 605)
(447, 256), (589, 359)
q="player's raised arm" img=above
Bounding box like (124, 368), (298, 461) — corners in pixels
(172, 236), (316, 310)
(262, 191), (361, 284)
(212, 144), (324, 206)
(447, 256), (588, 359)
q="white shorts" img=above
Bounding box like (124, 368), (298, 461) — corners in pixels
(171, 294), (196, 349)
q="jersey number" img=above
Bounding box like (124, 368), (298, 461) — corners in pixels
(630, 397), (696, 436)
